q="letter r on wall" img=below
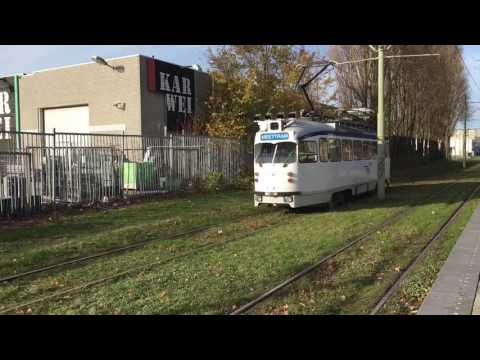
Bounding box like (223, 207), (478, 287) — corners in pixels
(0, 91), (10, 115)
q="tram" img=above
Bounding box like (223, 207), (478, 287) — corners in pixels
(254, 116), (390, 208)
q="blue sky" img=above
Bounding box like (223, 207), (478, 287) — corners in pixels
(462, 45), (480, 128)
(1, 44), (478, 127)
(0, 45), (328, 76)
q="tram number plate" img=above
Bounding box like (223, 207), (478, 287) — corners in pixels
(261, 133), (289, 141)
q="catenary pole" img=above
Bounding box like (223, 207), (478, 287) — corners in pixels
(376, 46), (386, 200)
(303, 48), (440, 200)
(464, 95), (467, 169)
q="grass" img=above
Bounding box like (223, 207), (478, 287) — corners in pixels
(1, 159), (480, 315)
(2, 200), (401, 314)
(377, 196), (480, 315)
(247, 181), (478, 315)
(0, 190), (274, 279)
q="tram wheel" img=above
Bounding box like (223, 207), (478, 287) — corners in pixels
(329, 192), (345, 210)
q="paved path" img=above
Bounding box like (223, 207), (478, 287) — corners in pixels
(418, 205), (480, 315)
(474, 285), (480, 315)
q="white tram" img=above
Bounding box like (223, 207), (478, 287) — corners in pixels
(254, 117), (390, 208)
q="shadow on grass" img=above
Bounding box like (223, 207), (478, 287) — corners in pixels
(273, 180), (480, 217)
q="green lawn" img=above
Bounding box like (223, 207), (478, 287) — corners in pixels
(378, 196), (480, 315)
(248, 181), (478, 315)
(1, 159), (479, 315)
(0, 191), (274, 279)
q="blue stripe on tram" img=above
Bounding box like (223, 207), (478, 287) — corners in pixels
(298, 130), (378, 141)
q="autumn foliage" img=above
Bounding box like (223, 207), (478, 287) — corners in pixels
(203, 45), (332, 139)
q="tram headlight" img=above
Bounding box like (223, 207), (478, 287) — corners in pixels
(284, 196), (293, 203)
(255, 195), (263, 202)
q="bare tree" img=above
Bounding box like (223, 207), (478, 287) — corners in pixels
(329, 45), (468, 161)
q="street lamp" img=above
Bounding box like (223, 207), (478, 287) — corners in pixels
(91, 56), (123, 71)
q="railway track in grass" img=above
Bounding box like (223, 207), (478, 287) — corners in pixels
(369, 182), (480, 315)
(0, 208), (288, 285)
(0, 176), (468, 315)
(230, 181), (471, 315)
(0, 181), (448, 315)
(1, 162), (469, 287)
(0, 213), (305, 315)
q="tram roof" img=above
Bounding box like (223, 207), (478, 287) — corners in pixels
(286, 118), (377, 140)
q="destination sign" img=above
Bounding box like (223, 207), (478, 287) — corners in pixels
(261, 133), (289, 141)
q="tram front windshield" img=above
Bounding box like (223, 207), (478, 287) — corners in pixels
(255, 142), (297, 164)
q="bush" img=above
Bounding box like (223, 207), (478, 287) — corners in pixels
(202, 172), (225, 192)
(232, 175), (254, 191)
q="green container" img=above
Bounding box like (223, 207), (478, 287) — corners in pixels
(123, 162), (155, 190)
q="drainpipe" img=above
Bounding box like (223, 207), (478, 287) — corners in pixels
(14, 74), (21, 149)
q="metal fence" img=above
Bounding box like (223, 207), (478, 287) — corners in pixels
(0, 130), (247, 216)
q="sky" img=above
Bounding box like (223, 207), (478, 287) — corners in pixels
(0, 44), (478, 126)
(462, 45), (480, 128)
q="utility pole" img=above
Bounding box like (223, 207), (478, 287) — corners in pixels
(376, 46), (386, 200)
(301, 47), (440, 201)
(463, 95), (467, 169)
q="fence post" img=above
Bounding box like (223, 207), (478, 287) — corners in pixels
(52, 128), (56, 212)
(207, 138), (211, 177)
(121, 130), (125, 199)
(169, 133), (173, 191)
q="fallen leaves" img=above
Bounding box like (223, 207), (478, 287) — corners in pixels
(269, 304), (289, 315)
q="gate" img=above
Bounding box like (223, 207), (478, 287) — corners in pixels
(0, 152), (40, 216)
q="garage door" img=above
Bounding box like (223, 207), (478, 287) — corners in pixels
(44, 106), (90, 134)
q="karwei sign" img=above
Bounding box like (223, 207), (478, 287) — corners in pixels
(147, 58), (195, 115)
(0, 77), (15, 140)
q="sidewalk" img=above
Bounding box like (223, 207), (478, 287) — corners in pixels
(418, 205), (480, 315)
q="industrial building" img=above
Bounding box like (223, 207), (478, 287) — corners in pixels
(0, 54), (212, 137)
(450, 129), (480, 158)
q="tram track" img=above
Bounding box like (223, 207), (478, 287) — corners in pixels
(0, 213), (299, 315)
(0, 208), (285, 285)
(369, 182), (480, 315)
(230, 181), (471, 315)
(0, 184), (425, 314)
(0, 173), (472, 315)
(2, 162), (470, 287)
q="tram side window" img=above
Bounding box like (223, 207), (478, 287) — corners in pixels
(362, 141), (370, 160)
(342, 140), (353, 161)
(319, 139), (329, 162)
(368, 142), (377, 159)
(299, 141), (318, 163)
(328, 139), (341, 162)
(353, 140), (363, 160)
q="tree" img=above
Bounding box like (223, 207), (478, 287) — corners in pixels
(202, 45), (333, 139)
(329, 45), (468, 161)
